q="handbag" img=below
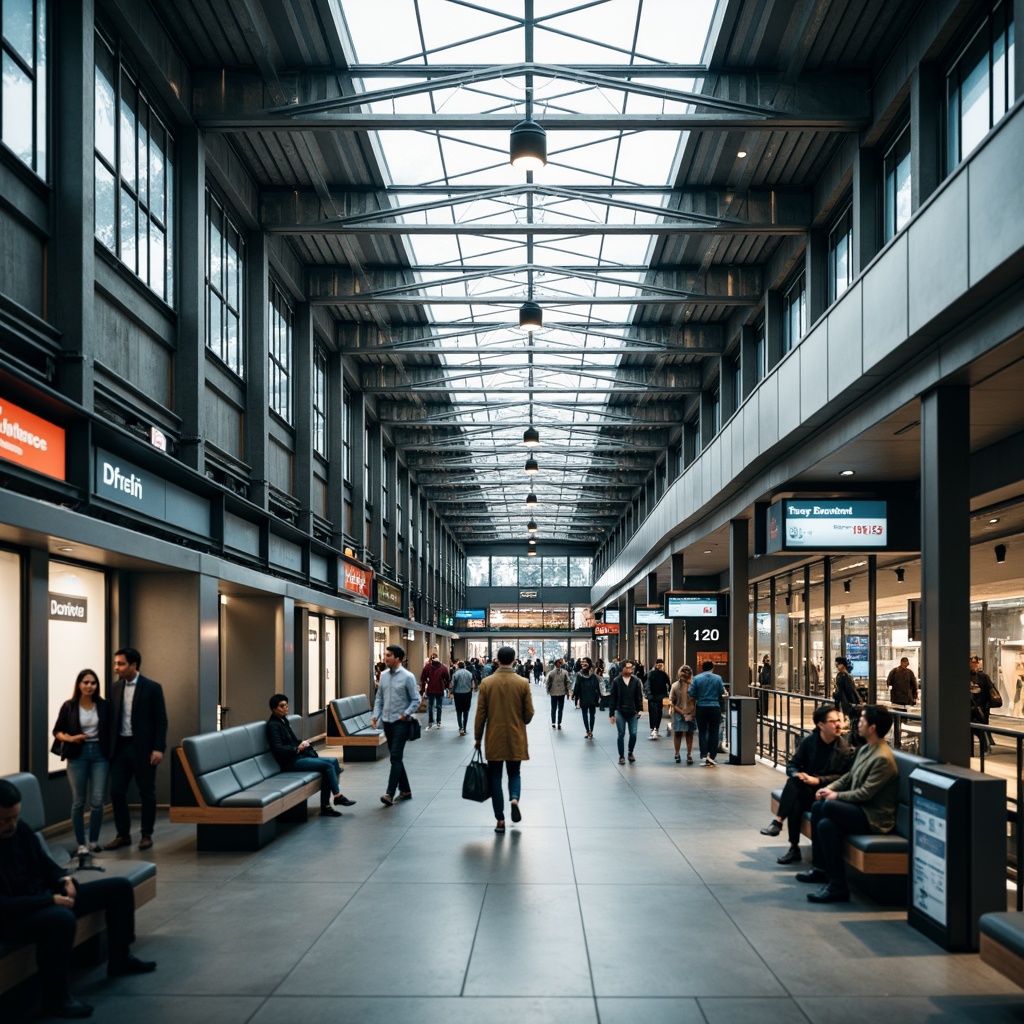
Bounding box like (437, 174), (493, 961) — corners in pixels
(989, 689), (1004, 708)
(462, 748), (491, 802)
(407, 717), (422, 741)
(50, 738), (67, 760)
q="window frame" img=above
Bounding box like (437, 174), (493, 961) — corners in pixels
(827, 201), (854, 303)
(205, 189), (245, 377)
(313, 344), (328, 458)
(882, 122), (912, 243)
(267, 278), (294, 424)
(1, 0), (47, 176)
(782, 272), (807, 353)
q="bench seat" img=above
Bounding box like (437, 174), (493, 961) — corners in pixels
(980, 912), (1024, 988)
(325, 695), (388, 761)
(0, 772), (157, 996)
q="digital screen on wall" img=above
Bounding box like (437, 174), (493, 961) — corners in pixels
(635, 607), (671, 625)
(767, 499), (888, 552)
(664, 594), (720, 618)
(846, 635), (869, 677)
(604, 609), (620, 624)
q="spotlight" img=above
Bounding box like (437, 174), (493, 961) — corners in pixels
(527, 547), (538, 556)
(523, 425), (540, 447)
(895, 567), (905, 584)
(527, 538), (537, 548)
(509, 118), (547, 170)
(525, 456), (539, 476)
(519, 301), (543, 331)
(996, 544), (1007, 564)
(843, 580), (851, 593)
(527, 519), (538, 533)
(839, 469), (855, 477)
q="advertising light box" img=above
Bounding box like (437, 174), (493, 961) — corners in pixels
(767, 499), (888, 552)
(665, 594), (720, 619)
(635, 607), (670, 625)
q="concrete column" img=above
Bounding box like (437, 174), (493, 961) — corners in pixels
(729, 519), (750, 696)
(625, 590), (636, 660)
(670, 552), (686, 672)
(852, 146), (880, 273)
(764, 289), (783, 370)
(911, 63), (942, 211)
(740, 324), (759, 397)
(340, 616), (375, 705)
(920, 386), (971, 765)
(806, 227), (827, 325)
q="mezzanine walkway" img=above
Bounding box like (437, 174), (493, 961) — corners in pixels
(25, 695), (1024, 1024)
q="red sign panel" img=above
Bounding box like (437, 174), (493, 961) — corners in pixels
(594, 623), (619, 636)
(340, 558), (373, 599)
(0, 396), (66, 481)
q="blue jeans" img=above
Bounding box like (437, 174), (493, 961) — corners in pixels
(615, 712), (638, 757)
(427, 693), (444, 725)
(66, 743), (110, 845)
(292, 755), (342, 805)
(488, 760), (521, 821)
(695, 705), (722, 760)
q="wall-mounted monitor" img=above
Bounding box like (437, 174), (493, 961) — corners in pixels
(767, 499), (888, 552)
(604, 608), (620, 624)
(454, 608), (487, 620)
(635, 607), (671, 625)
(664, 593), (720, 619)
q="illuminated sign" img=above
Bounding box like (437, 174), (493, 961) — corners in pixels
(594, 623), (619, 636)
(767, 499), (888, 552)
(49, 593), (87, 622)
(339, 557), (372, 599)
(665, 594), (720, 618)
(375, 578), (403, 611)
(455, 608), (487, 619)
(0, 396), (65, 481)
(604, 608), (620, 624)
(635, 607), (670, 625)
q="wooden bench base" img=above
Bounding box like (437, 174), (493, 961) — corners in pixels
(981, 932), (1024, 989)
(325, 733), (388, 761)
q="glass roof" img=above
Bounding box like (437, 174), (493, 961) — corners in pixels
(339, 0), (718, 542)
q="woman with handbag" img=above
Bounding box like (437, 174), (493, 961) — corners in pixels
(52, 669), (111, 855)
(670, 665), (697, 764)
(832, 657), (861, 721)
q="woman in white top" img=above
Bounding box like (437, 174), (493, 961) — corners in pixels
(52, 669), (112, 854)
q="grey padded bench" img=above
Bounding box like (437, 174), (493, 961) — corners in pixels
(770, 747), (935, 902)
(0, 772), (157, 995)
(325, 694), (387, 760)
(170, 714), (324, 851)
(980, 913), (1024, 988)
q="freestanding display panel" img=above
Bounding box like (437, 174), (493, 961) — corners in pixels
(908, 764), (1006, 951)
(728, 697), (756, 765)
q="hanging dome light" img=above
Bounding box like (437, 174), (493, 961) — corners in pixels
(524, 456), (539, 476)
(527, 518), (538, 533)
(519, 301), (543, 331)
(509, 118), (547, 170)
(523, 425), (540, 447)
(527, 547), (538, 556)
(525, 491), (538, 507)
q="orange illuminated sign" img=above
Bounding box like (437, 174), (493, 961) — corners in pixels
(0, 397), (65, 481)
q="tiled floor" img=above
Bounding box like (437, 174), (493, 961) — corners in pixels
(18, 699), (1024, 1023)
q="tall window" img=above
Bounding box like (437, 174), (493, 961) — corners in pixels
(782, 273), (806, 353)
(709, 385), (721, 437)
(363, 424), (371, 501)
(754, 321), (766, 382)
(947, 1), (1015, 169)
(828, 203), (853, 303)
(343, 386), (354, 482)
(882, 124), (912, 242)
(1, 0), (46, 175)
(94, 29), (174, 304)
(206, 191), (244, 376)
(313, 346), (328, 457)
(268, 280), (293, 423)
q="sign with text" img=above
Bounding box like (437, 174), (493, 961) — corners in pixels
(455, 608), (487, 620)
(767, 499), (888, 552)
(604, 608), (620, 625)
(594, 623), (619, 636)
(375, 577), (403, 612)
(340, 557), (372, 600)
(635, 607), (670, 625)
(0, 396), (65, 481)
(49, 593), (87, 622)
(665, 593), (720, 618)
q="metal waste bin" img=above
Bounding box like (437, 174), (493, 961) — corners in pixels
(728, 696), (756, 765)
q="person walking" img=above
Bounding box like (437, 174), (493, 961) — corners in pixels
(646, 658), (671, 739)
(832, 656), (861, 721)
(475, 645), (534, 833)
(372, 644), (421, 805)
(105, 647), (168, 852)
(546, 658), (571, 729)
(451, 660), (475, 736)
(609, 660), (644, 764)
(669, 665), (697, 764)
(52, 669), (111, 855)
(886, 657), (918, 706)
(572, 657), (601, 738)
(420, 652), (450, 729)
(970, 654), (998, 755)
(689, 660), (726, 766)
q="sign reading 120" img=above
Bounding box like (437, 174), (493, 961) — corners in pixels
(688, 618), (728, 645)
(692, 626), (721, 642)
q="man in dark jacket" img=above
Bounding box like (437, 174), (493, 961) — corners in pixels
(105, 647), (168, 851)
(609, 660), (644, 764)
(886, 657), (918, 705)
(266, 695), (354, 816)
(420, 653), (451, 729)
(645, 659), (671, 739)
(0, 779), (156, 1019)
(760, 706), (854, 864)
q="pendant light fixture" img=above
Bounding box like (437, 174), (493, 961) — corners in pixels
(509, 118), (547, 171)
(523, 424), (540, 447)
(527, 518), (538, 533)
(524, 455), (539, 476)
(525, 491), (538, 508)
(519, 301), (543, 331)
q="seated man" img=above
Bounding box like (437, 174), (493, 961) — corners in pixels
(760, 705), (854, 864)
(797, 705), (899, 903)
(0, 778), (155, 1020)
(266, 695), (355, 816)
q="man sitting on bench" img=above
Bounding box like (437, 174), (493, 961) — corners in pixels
(761, 705), (854, 864)
(797, 704), (899, 904)
(267, 695), (355, 816)
(0, 779), (155, 1019)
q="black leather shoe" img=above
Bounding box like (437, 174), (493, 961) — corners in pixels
(333, 794), (356, 806)
(760, 820), (782, 837)
(795, 868), (827, 884)
(103, 835), (131, 850)
(777, 846), (802, 865)
(108, 954), (157, 977)
(319, 806), (342, 817)
(807, 883), (850, 904)
(40, 996), (94, 1018)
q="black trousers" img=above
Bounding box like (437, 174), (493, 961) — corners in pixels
(811, 798), (872, 885)
(453, 691), (472, 731)
(550, 694), (566, 724)
(0, 876), (136, 1000)
(580, 704), (596, 733)
(110, 737), (158, 837)
(776, 776), (817, 845)
(382, 719), (411, 796)
(649, 697), (664, 733)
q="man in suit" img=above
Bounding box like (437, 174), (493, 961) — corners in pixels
(105, 647), (168, 851)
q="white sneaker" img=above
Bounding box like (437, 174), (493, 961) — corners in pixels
(706, 757), (717, 766)
(75, 845), (89, 856)
(650, 730), (657, 740)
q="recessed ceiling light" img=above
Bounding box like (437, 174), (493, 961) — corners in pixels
(58, 546), (74, 553)
(990, 518), (1000, 524)
(839, 469), (855, 477)
(737, 150), (747, 158)
(703, 549), (712, 554)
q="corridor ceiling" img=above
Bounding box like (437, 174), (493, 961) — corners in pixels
(178, 0), (919, 546)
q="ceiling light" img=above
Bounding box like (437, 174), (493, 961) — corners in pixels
(843, 580), (851, 593)
(990, 518), (1000, 524)
(527, 519), (538, 533)
(527, 547), (537, 556)
(57, 546), (74, 553)
(737, 150), (747, 158)
(526, 492), (538, 507)
(519, 301), (543, 331)
(527, 538), (537, 548)
(895, 567), (905, 584)
(509, 118), (547, 171)
(525, 456), (539, 475)
(523, 425), (540, 447)
(839, 469), (855, 477)
(703, 549), (712, 555)
(996, 544), (1007, 564)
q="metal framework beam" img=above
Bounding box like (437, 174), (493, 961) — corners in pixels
(362, 365), (702, 391)
(377, 401), (686, 423)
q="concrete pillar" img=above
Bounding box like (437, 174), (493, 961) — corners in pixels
(670, 552), (686, 672)
(852, 147), (880, 273)
(911, 63), (942, 211)
(729, 519), (749, 695)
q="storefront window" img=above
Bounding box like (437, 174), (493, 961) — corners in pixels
(307, 614), (322, 713)
(0, 550), (20, 774)
(324, 617), (338, 701)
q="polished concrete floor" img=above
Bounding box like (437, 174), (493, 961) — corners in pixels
(28, 696), (1024, 1023)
